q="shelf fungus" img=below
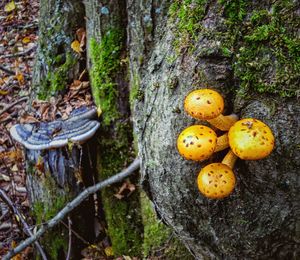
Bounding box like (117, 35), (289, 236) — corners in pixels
(10, 107), (100, 150)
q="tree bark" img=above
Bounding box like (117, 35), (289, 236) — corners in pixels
(25, 0), (97, 258)
(26, 0), (299, 258)
(130, 0), (300, 259)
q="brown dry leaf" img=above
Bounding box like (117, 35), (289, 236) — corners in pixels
(0, 150), (22, 162)
(35, 157), (44, 173)
(15, 72), (25, 86)
(114, 181), (136, 200)
(76, 28), (85, 41)
(69, 80), (82, 90)
(71, 40), (82, 53)
(70, 80), (89, 91)
(20, 114), (39, 124)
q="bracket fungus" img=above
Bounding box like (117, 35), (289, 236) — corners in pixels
(228, 118), (275, 160)
(184, 89), (238, 131)
(197, 150), (237, 199)
(177, 125), (229, 161)
(10, 107), (100, 150)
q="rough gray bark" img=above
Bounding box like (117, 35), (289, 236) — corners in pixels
(31, 0), (84, 99)
(129, 1), (300, 259)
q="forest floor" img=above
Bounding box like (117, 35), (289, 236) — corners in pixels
(0, 0), (39, 258)
(0, 1), (95, 258)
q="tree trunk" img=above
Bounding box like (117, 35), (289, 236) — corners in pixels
(130, 0), (300, 259)
(25, 0), (97, 258)
(26, 0), (299, 258)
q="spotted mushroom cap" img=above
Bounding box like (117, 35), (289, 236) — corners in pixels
(177, 125), (217, 161)
(184, 89), (224, 120)
(197, 163), (236, 199)
(228, 118), (275, 160)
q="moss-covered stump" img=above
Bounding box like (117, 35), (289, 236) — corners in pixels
(25, 144), (97, 259)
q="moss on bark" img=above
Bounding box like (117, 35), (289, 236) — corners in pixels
(168, 0), (299, 97)
(89, 28), (144, 256)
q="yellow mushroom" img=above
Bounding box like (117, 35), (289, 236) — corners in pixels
(177, 125), (229, 161)
(228, 118), (275, 160)
(184, 89), (238, 131)
(197, 150), (237, 199)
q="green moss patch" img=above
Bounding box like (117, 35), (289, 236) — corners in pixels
(141, 192), (193, 259)
(31, 170), (70, 259)
(169, 0), (299, 97)
(90, 28), (143, 256)
(169, 0), (208, 52)
(90, 29), (123, 126)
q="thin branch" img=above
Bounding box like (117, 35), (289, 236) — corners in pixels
(0, 45), (37, 59)
(0, 65), (15, 75)
(0, 65), (31, 79)
(0, 96), (28, 116)
(60, 220), (90, 246)
(66, 217), (72, 260)
(3, 158), (140, 260)
(0, 188), (48, 260)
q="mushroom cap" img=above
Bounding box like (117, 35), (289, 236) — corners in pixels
(197, 163), (236, 199)
(184, 89), (224, 120)
(228, 118), (275, 160)
(177, 125), (217, 161)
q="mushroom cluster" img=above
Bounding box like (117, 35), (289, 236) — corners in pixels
(177, 89), (275, 199)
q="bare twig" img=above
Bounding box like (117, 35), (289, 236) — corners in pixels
(60, 220), (90, 246)
(0, 45), (37, 59)
(0, 96), (28, 116)
(0, 65), (31, 79)
(0, 65), (15, 75)
(0, 188), (48, 260)
(3, 158), (140, 260)
(66, 217), (72, 260)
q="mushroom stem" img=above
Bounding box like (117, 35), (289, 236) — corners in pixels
(207, 113), (238, 131)
(222, 149), (238, 169)
(215, 133), (229, 152)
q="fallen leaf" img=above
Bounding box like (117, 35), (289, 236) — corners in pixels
(76, 28), (86, 42)
(0, 90), (9, 95)
(104, 246), (114, 257)
(71, 40), (82, 53)
(11, 164), (18, 172)
(22, 37), (31, 44)
(114, 181), (136, 200)
(0, 173), (10, 181)
(4, 1), (16, 13)
(97, 105), (102, 117)
(20, 114), (39, 124)
(16, 72), (25, 85)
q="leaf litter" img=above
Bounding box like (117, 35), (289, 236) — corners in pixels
(0, 0), (96, 258)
